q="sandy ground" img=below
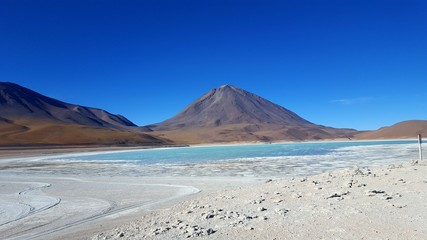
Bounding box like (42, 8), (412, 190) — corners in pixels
(1, 145), (426, 240)
(92, 161), (427, 240)
(0, 149), (256, 240)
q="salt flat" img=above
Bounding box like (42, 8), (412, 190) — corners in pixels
(93, 161), (427, 240)
(0, 142), (425, 239)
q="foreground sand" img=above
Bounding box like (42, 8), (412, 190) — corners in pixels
(1, 144), (426, 240)
(92, 161), (427, 240)
(0, 153), (254, 240)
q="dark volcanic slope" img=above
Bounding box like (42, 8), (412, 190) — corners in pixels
(0, 82), (135, 130)
(149, 85), (358, 143)
(151, 85), (313, 130)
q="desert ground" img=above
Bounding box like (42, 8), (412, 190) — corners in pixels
(91, 160), (426, 240)
(0, 146), (426, 240)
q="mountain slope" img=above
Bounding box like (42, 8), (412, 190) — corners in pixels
(0, 82), (168, 146)
(152, 85), (313, 130)
(356, 120), (427, 139)
(149, 85), (358, 143)
(0, 82), (135, 130)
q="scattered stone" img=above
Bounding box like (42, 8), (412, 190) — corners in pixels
(392, 204), (407, 208)
(221, 195), (235, 199)
(326, 191), (350, 199)
(258, 207), (267, 212)
(366, 190), (386, 196)
(204, 210), (215, 219)
(397, 179), (406, 183)
(292, 192), (302, 199)
(346, 179), (354, 188)
(275, 208), (289, 216)
(380, 195), (393, 200)
(248, 198), (266, 204)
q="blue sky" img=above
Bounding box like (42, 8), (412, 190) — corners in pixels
(1, 0), (426, 130)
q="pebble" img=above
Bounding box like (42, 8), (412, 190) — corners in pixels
(366, 190), (386, 196)
(258, 207), (267, 212)
(326, 191), (350, 199)
(275, 208), (289, 216)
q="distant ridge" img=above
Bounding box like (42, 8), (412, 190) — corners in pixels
(148, 85), (358, 143)
(0, 82), (168, 145)
(356, 120), (427, 139)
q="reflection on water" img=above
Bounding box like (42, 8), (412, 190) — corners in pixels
(2, 141), (420, 178)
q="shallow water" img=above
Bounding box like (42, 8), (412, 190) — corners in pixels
(24, 140), (420, 178)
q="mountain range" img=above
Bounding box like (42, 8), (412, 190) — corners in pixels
(0, 82), (167, 145)
(0, 82), (425, 146)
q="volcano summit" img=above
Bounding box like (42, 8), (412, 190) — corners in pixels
(148, 85), (357, 143)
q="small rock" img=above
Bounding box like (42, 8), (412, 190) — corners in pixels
(326, 191), (350, 199)
(206, 228), (215, 235)
(258, 207), (267, 212)
(366, 190), (386, 196)
(275, 208), (289, 216)
(380, 195), (393, 200)
(392, 204), (407, 208)
(292, 193), (302, 199)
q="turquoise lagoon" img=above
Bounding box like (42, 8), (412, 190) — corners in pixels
(43, 140), (420, 178)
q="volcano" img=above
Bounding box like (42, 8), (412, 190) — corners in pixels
(148, 85), (358, 143)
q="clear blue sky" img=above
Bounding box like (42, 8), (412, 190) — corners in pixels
(1, 0), (426, 130)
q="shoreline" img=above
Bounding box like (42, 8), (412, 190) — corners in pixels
(0, 138), (416, 160)
(0, 144), (189, 160)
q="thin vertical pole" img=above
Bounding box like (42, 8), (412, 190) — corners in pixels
(418, 134), (423, 161)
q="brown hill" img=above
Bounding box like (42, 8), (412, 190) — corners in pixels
(0, 82), (168, 146)
(356, 120), (427, 140)
(148, 85), (358, 144)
